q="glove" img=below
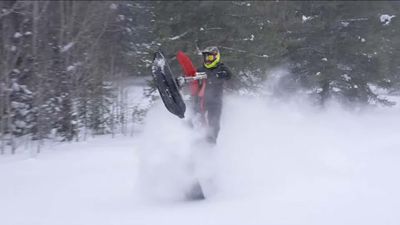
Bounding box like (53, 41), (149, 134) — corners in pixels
(194, 72), (207, 79)
(216, 70), (227, 78)
(176, 76), (185, 87)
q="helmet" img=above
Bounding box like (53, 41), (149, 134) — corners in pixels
(201, 46), (220, 69)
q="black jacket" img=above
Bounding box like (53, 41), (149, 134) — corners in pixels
(197, 63), (232, 107)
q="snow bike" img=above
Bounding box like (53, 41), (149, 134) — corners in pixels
(152, 50), (208, 200)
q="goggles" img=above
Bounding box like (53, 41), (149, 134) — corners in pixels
(203, 52), (217, 63)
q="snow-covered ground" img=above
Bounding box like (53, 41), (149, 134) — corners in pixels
(1, 90), (400, 225)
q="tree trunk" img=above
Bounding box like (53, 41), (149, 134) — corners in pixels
(32, 0), (43, 154)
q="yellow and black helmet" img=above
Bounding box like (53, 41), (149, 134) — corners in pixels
(202, 46), (220, 69)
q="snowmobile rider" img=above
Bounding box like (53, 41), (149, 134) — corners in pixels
(177, 46), (232, 144)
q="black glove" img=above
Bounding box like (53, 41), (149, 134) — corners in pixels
(216, 70), (228, 78)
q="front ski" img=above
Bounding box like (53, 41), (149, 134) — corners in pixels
(152, 51), (186, 118)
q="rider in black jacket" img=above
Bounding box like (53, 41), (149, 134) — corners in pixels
(196, 46), (232, 144)
(176, 46), (232, 144)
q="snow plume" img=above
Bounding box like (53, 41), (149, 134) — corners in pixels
(261, 67), (312, 105)
(134, 70), (400, 223)
(215, 93), (400, 215)
(135, 102), (215, 202)
(263, 67), (295, 96)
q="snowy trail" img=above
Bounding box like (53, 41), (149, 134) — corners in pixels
(1, 95), (400, 225)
